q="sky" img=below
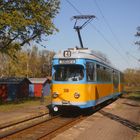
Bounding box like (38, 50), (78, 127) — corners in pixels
(42, 0), (140, 71)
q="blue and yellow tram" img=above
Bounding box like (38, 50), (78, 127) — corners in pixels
(51, 48), (124, 112)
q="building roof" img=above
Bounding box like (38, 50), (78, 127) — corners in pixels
(0, 77), (30, 84)
(29, 78), (48, 84)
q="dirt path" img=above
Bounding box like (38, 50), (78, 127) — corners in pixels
(53, 97), (140, 140)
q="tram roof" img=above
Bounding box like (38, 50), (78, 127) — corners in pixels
(54, 47), (120, 71)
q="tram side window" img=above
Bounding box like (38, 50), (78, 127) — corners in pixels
(97, 64), (103, 82)
(86, 62), (95, 81)
(105, 68), (112, 82)
(96, 64), (112, 82)
(120, 73), (124, 83)
(113, 71), (119, 88)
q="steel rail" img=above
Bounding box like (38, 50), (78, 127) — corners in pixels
(0, 113), (60, 139)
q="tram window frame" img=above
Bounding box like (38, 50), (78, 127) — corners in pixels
(120, 73), (124, 83)
(53, 65), (84, 82)
(86, 62), (95, 82)
(96, 64), (102, 82)
(113, 71), (119, 88)
(105, 67), (112, 82)
(96, 64), (112, 82)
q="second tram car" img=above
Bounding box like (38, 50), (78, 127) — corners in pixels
(51, 47), (124, 112)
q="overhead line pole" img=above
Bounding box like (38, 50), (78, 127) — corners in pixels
(66, 0), (131, 65)
(75, 26), (84, 48)
(72, 15), (95, 48)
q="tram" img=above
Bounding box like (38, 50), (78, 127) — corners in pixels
(51, 15), (124, 112)
(51, 47), (124, 112)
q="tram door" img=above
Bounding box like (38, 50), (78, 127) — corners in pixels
(113, 71), (119, 93)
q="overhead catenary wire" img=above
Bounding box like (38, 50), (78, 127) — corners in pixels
(65, 0), (82, 15)
(65, 0), (130, 65)
(94, 0), (131, 62)
(126, 52), (140, 62)
(94, 0), (123, 48)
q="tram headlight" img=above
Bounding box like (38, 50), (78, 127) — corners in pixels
(53, 106), (59, 112)
(52, 92), (59, 98)
(74, 92), (80, 99)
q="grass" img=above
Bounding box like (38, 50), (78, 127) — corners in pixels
(0, 96), (51, 112)
(134, 133), (140, 140)
(123, 87), (140, 102)
(125, 92), (140, 101)
(124, 86), (140, 92)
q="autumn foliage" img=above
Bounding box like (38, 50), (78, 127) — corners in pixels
(0, 0), (60, 57)
(124, 68), (140, 88)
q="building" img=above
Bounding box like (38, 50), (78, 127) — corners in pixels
(0, 77), (31, 102)
(29, 78), (51, 97)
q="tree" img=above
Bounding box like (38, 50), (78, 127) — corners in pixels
(28, 46), (40, 77)
(124, 68), (140, 87)
(95, 51), (111, 64)
(0, 45), (55, 78)
(135, 26), (140, 48)
(0, 0), (60, 55)
(39, 50), (55, 77)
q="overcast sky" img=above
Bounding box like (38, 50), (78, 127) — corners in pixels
(42, 0), (140, 71)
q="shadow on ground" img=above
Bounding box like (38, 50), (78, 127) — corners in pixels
(122, 96), (140, 102)
(99, 110), (140, 132)
(122, 102), (140, 107)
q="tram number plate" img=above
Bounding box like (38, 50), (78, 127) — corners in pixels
(63, 51), (71, 57)
(62, 100), (69, 105)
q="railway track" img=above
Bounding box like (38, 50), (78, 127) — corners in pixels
(1, 112), (85, 140)
(0, 112), (50, 139)
(0, 98), (120, 139)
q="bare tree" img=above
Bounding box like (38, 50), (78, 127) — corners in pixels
(135, 26), (140, 48)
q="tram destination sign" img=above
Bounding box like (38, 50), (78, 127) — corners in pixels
(59, 59), (76, 64)
(63, 50), (71, 57)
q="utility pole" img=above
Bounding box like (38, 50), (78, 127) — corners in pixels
(72, 15), (95, 48)
(26, 49), (31, 78)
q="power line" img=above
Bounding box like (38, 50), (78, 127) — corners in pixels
(90, 24), (131, 65)
(126, 52), (140, 62)
(65, 0), (82, 15)
(94, 0), (122, 46)
(94, 0), (129, 55)
(93, 0), (130, 64)
(65, 0), (130, 64)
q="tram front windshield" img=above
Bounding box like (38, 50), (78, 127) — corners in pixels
(53, 65), (84, 81)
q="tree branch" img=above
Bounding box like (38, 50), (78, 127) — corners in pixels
(20, 34), (38, 46)
(5, 34), (19, 48)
